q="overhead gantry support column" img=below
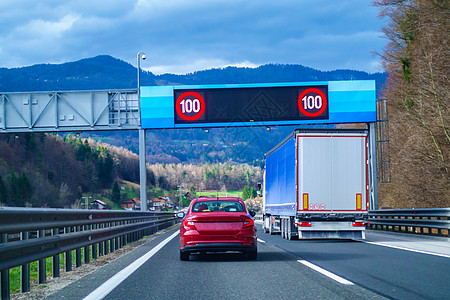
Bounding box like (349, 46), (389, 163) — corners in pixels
(137, 51), (148, 211)
(368, 122), (378, 210)
(139, 128), (147, 211)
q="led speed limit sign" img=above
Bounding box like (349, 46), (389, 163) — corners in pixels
(175, 91), (206, 121)
(298, 88), (328, 117)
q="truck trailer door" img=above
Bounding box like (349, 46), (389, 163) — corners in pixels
(297, 133), (367, 212)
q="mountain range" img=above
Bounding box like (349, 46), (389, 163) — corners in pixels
(0, 55), (387, 164)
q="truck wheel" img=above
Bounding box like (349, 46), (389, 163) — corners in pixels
(285, 219), (289, 239)
(287, 222), (292, 240)
(280, 219), (284, 239)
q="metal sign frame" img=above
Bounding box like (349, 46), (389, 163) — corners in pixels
(0, 80), (379, 211)
(0, 90), (139, 133)
(140, 80), (376, 129)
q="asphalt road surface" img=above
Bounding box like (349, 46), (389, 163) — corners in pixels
(47, 225), (450, 300)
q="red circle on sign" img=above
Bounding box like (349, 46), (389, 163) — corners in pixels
(176, 92), (205, 121)
(298, 88), (328, 117)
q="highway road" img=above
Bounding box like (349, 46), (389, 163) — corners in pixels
(47, 225), (450, 300)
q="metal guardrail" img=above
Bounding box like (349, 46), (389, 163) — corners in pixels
(367, 208), (450, 237)
(0, 207), (180, 300)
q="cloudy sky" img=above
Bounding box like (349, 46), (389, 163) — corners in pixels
(0, 0), (386, 74)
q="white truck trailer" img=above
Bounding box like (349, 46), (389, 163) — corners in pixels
(262, 129), (368, 239)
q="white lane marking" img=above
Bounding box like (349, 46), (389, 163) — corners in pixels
(297, 260), (354, 285)
(83, 230), (179, 300)
(257, 238), (266, 243)
(361, 241), (450, 259)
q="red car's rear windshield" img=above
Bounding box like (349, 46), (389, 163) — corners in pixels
(192, 201), (245, 212)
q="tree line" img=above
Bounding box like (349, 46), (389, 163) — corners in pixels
(148, 162), (262, 193)
(0, 133), (263, 208)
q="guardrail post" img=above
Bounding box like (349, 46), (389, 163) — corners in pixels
(84, 225), (90, 264)
(65, 227), (72, 272)
(104, 223), (109, 255)
(75, 248), (82, 268)
(52, 229), (60, 278)
(0, 270), (9, 300)
(92, 224), (97, 259)
(38, 230), (46, 284)
(1, 233), (10, 300)
(99, 241), (104, 257)
(75, 226), (82, 268)
(84, 245), (90, 264)
(92, 242), (98, 259)
(21, 231), (30, 292)
(104, 239), (109, 255)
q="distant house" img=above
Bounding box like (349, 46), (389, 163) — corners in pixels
(121, 198), (141, 210)
(152, 198), (166, 211)
(163, 194), (177, 209)
(165, 194), (177, 201)
(91, 200), (107, 210)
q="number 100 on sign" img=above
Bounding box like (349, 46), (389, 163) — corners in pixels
(298, 88), (328, 118)
(175, 92), (206, 121)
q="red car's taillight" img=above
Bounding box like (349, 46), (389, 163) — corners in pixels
(183, 220), (196, 230)
(243, 218), (254, 228)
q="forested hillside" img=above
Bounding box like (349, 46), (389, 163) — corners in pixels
(0, 55), (386, 93)
(0, 134), (129, 207)
(374, 0), (449, 208)
(0, 133), (263, 208)
(89, 126), (300, 165)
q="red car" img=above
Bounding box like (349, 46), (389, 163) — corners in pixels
(179, 197), (257, 261)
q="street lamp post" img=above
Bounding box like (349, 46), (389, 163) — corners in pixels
(137, 52), (148, 211)
(178, 185), (184, 208)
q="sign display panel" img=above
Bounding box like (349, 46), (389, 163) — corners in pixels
(139, 80), (377, 129)
(174, 85), (328, 124)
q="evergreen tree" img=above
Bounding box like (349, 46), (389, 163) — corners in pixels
(0, 175), (8, 204)
(6, 172), (33, 206)
(147, 169), (156, 186)
(19, 172), (32, 201)
(98, 153), (114, 188)
(112, 181), (121, 204)
(241, 185), (257, 200)
(7, 172), (20, 206)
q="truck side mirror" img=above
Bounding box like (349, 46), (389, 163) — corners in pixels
(249, 210), (256, 217)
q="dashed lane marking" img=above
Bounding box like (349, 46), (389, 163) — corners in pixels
(297, 260), (354, 285)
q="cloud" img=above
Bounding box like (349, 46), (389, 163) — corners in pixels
(148, 59), (259, 75)
(13, 14), (79, 39)
(0, 0), (386, 73)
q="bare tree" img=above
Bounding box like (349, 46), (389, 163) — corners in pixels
(374, 0), (449, 207)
